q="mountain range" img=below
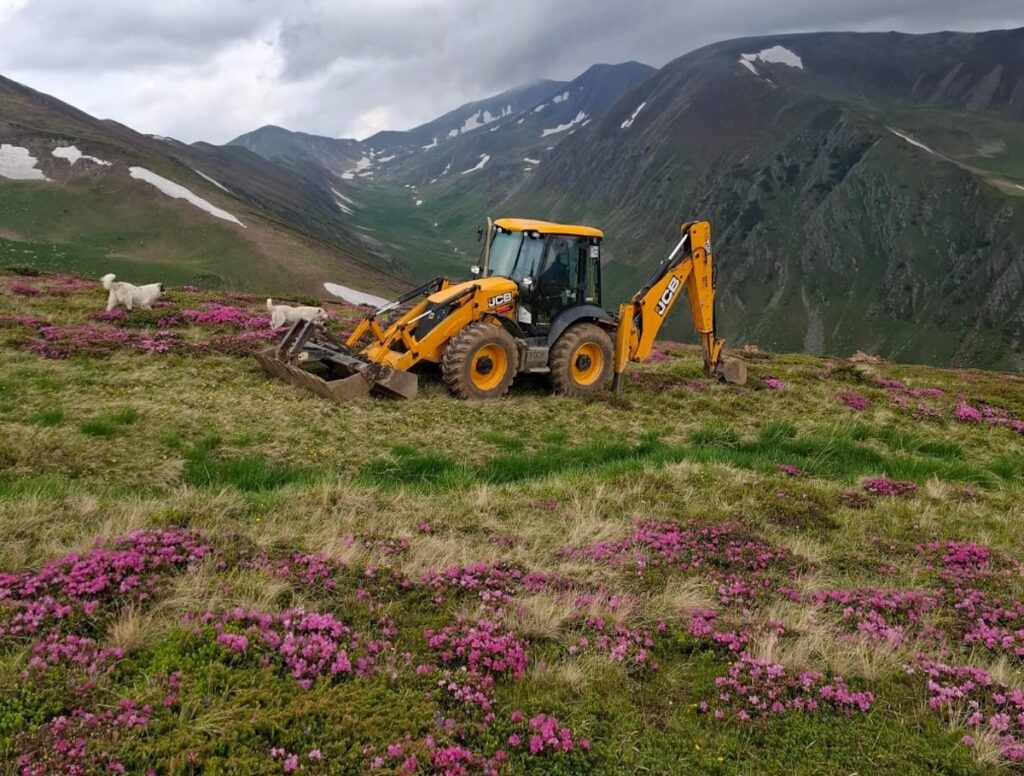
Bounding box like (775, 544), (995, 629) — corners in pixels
(2, 29), (1024, 369)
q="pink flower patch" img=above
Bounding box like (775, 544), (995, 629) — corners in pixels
(863, 477), (917, 497)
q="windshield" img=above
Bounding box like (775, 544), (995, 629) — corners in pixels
(486, 229), (545, 282)
(486, 229), (522, 278)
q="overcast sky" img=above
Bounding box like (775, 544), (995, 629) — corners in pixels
(1, 0), (1020, 144)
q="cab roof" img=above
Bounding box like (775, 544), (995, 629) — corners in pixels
(494, 217), (603, 239)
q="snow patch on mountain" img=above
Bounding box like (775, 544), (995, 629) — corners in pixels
(739, 46), (803, 76)
(377, 154), (396, 163)
(422, 137), (438, 150)
(541, 111), (587, 138)
(887, 128), (940, 157)
(523, 158), (540, 165)
(333, 189), (357, 207)
(456, 106), (511, 136)
(193, 169), (229, 192)
(52, 145), (111, 166)
(0, 144), (49, 181)
(534, 103), (547, 113)
(552, 91), (570, 104)
(330, 187), (355, 215)
(620, 102), (647, 130)
(128, 167), (244, 227)
(460, 154), (490, 174)
(415, 199), (423, 206)
(341, 155), (373, 180)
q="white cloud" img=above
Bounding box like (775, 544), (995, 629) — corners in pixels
(0, 0), (1019, 143)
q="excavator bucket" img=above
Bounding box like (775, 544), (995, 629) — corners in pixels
(717, 356), (747, 385)
(254, 320), (418, 402)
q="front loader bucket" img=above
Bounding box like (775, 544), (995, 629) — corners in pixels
(255, 348), (378, 401)
(254, 320), (418, 402)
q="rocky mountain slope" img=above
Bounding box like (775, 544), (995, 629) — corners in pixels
(230, 63), (654, 186)
(505, 29), (1024, 370)
(0, 74), (404, 297)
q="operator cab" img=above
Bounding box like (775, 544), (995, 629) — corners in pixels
(476, 218), (603, 333)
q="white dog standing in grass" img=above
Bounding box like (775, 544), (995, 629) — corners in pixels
(101, 274), (166, 311)
(266, 298), (328, 329)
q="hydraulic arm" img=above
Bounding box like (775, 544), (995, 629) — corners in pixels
(612, 221), (745, 393)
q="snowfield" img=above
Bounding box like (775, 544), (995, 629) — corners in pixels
(460, 154), (490, 174)
(341, 155), (373, 180)
(621, 102), (647, 130)
(192, 169), (230, 193)
(541, 111), (587, 138)
(52, 145), (111, 166)
(523, 158), (541, 165)
(0, 144), (49, 181)
(552, 91), (570, 104)
(739, 46), (804, 76)
(128, 167), (245, 227)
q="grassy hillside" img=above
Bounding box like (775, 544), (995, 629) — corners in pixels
(0, 74), (405, 300)
(2, 271), (1024, 773)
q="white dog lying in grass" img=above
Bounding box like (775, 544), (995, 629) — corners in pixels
(101, 274), (166, 311)
(266, 298), (328, 329)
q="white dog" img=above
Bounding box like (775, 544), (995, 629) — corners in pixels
(101, 273), (165, 311)
(266, 298), (328, 329)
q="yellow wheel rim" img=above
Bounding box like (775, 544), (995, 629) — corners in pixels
(570, 342), (604, 386)
(470, 343), (508, 391)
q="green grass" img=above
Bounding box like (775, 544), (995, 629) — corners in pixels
(181, 437), (320, 492)
(358, 422), (1000, 491)
(27, 406), (63, 427)
(77, 407), (139, 437)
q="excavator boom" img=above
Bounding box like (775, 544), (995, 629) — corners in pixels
(612, 221), (746, 392)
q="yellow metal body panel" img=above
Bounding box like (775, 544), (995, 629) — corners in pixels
(494, 218), (603, 239)
(349, 277), (519, 371)
(612, 221), (726, 380)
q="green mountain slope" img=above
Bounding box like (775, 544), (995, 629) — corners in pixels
(503, 29), (1024, 370)
(0, 75), (404, 297)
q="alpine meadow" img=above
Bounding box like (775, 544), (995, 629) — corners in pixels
(2, 5), (1024, 775)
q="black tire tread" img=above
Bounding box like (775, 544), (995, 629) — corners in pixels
(549, 323), (614, 396)
(441, 322), (517, 400)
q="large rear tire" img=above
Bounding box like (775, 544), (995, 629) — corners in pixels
(442, 322), (517, 400)
(549, 323), (614, 396)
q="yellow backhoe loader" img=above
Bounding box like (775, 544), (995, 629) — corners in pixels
(254, 218), (746, 401)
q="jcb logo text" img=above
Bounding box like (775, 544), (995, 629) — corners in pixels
(655, 277), (680, 317)
(488, 292), (513, 307)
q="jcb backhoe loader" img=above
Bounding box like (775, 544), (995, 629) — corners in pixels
(254, 218), (746, 401)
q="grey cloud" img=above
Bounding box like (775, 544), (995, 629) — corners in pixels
(1, 0), (280, 71)
(0, 0), (1020, 143)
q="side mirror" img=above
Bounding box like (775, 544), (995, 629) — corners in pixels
(521, 276), (534, 288)
(470, 265), (481, 275)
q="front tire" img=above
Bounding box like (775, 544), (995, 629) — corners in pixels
(442, 322), (517, 400)
(549, 323), (614, 395)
